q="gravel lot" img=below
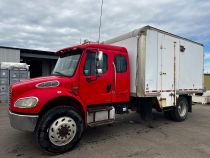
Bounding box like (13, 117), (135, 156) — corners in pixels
(0, 103), (210, 158)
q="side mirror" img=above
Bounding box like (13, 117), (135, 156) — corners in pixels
(98, 51), (103, 61)
(96, 51), (103, 76)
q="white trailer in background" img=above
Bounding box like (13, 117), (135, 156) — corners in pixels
(105, 26), (204, 120)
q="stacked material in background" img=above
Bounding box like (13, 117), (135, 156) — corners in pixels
(0, 62), (29, 103)
(192, 91), (210, 104)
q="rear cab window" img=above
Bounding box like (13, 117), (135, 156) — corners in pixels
(114, 55), (127, 73)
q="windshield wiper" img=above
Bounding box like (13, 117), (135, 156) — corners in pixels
(53, 71), (67, 76)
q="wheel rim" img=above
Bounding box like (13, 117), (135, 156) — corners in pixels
(177, 101), (187, 117)
(48, 116), (77, 146)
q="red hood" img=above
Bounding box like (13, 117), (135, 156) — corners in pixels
(11, 75), (71, 94)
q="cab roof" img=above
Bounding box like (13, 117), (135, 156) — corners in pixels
(56, 43), (127, 55)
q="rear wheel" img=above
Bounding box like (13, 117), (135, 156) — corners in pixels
(36, 106), (84, 154)
(171, 97), (188, 122)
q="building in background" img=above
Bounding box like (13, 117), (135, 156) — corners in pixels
(0, 46), (58, 78)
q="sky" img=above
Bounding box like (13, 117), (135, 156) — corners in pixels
(0, 0), (210, 72)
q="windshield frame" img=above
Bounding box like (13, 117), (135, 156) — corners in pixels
(52, 49), (83, 77)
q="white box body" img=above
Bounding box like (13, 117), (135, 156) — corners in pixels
(105, 26), (204, 107)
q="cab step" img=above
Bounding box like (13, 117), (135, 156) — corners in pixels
(88, 119), (115, 127)
(87, 106), (115, 127)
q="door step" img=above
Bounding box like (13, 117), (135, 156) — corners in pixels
(88, 119), (115, 127)
(87, 106), (115, 127)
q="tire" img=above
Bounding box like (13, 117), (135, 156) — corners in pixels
(35, 106), (84, 154)
(171, 97), (189, 122)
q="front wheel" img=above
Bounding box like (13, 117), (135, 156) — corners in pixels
(171, 97), (189, 122)
(35, 106), (84, 154)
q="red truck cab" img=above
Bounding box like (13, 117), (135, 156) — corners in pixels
(9, 43), (130, 153)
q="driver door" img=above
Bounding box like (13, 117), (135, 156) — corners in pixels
(79, 50), (113, 105)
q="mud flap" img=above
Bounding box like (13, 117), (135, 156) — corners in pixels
(187, 96), (192, 112)
(139, 98), (154, 128)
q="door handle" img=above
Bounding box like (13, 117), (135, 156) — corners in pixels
(86, 76), (97, 82)
(106, 84), (112, 92)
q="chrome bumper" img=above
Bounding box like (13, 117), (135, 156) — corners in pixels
(8, 110), (39, 132)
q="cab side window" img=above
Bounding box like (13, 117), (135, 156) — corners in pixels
(84, 53), (108, 76)
(114, 55), (127, 73)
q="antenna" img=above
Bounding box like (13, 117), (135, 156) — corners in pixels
(98, 0), (104, 43)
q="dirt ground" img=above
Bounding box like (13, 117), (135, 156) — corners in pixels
(0, 103), (210, 158)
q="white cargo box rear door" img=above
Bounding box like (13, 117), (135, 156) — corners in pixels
(144, 29), (203, 96)
(178, 39), (203, 92)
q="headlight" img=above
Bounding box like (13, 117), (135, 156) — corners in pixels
(14, 97), (38, 108)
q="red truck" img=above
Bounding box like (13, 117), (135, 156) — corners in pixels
(9, 26), (204, 153)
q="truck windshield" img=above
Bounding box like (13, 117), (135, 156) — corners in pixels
(52, 50), (82, 77)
